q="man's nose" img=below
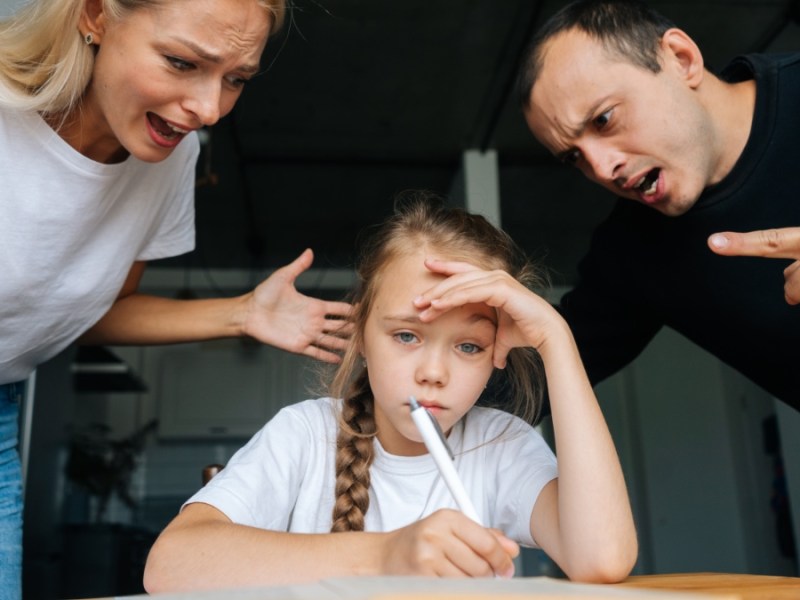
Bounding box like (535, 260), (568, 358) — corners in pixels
(582, 142), (624, 184)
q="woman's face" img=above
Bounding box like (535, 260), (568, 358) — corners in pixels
(77, 0), (271, 163)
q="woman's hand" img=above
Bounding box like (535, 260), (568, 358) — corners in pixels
(381, 509), (518, 578)
(414, 258), (568, 368)
(242, 249), (353, 363)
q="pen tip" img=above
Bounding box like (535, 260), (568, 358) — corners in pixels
(408, 395), (420, 410)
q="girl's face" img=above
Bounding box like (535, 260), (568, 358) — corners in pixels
(75, 0), (271, 163)
(362, 250), (497, 456)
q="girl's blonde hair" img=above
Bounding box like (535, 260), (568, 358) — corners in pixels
(0, 0), (285, 115)
(329, 192), (546, 532)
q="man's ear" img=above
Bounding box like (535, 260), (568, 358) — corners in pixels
(660, 28), (705, 89)
(79, 0), (108, 44)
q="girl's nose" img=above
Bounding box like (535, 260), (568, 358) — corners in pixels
(415, 349), (449, 386)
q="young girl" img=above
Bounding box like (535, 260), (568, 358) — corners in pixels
(144, 196), (638, 592)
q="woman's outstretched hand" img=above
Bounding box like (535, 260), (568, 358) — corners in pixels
(242, 249), (353, 363)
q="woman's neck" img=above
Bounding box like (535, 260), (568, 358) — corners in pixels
(42, 104), (129, 164)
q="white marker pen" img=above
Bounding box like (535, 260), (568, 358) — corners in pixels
(408, 395), (483, 525)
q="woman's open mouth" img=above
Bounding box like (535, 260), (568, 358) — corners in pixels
(147, 112), (189, 142)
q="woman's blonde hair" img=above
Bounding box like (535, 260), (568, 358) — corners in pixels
(329, 192), (547, 532)
(0, 0), (285, 115)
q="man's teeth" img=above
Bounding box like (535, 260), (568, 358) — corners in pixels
(635, 172), (658, 196)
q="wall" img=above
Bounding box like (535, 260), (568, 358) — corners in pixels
(598, 328), (796, 575)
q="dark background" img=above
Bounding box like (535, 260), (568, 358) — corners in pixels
(166, 0), (800, 289)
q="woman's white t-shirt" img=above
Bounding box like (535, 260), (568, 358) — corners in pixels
(0, 106), (197, 384)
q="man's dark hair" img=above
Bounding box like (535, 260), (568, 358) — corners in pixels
(515, 0), (676, 107)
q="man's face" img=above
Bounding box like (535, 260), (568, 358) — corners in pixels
(524, 29), (718, 217)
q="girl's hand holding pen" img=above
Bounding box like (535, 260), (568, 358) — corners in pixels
(381, 509), (518, 578)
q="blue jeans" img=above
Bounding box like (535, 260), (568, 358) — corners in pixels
(0, 382), (23, 600)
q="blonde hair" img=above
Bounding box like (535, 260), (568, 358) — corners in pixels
(0, 0), (285, 115)
(329, 192), (547, 532)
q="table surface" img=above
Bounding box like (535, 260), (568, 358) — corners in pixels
(614, 572), (800, 600)
(85, 572), (800, 600)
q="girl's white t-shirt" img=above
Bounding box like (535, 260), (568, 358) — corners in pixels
(0, 106), (198, 384)
(187, 397), (559, 547)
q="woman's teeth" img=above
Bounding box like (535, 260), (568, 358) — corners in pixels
(162, 122), (188, 139)
(167, 122), (188, 135)
(149, 112), (188, 139)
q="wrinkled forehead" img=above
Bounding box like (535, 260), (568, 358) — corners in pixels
(525, 30), (633, 147)
(529, 31), (609, 105)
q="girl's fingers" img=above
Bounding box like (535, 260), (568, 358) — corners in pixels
(415, 269), (492, 308)
(424, 257), (482, 275)
(451, 527), (517, 578)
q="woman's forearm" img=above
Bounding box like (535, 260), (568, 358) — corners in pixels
(80, 293), (248, 345)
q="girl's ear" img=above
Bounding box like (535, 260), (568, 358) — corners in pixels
(660, 28), (705, 89)
(80, 0), (108, 44)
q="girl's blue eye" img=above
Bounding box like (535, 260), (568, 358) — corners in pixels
(458, 343), (483, 355)
(395, 332), (418, 344)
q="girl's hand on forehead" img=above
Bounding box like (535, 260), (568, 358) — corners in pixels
(415, 258), (567, 368)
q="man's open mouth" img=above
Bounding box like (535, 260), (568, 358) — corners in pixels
(634, 168), (661, 196)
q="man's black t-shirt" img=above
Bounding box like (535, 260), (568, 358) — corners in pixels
(558, 53), (800, 408)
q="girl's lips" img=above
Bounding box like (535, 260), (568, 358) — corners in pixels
(418, 401), (443, 415)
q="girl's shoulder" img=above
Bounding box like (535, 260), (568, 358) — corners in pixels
(272, 397), (340, 429)
(462, 405), (537, 443)
(466, 405), (533, 429)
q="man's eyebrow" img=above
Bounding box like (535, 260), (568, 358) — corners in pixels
(174, 38), (260, 74)
(552, 97), (609, 162)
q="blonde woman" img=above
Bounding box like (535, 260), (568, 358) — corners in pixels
(0, 1), (351, 596)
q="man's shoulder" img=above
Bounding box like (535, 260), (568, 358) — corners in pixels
(721, 52), (800, 82)
(593, 199), (665, 241)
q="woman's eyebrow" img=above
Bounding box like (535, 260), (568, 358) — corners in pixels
(172, 37), (260, 74)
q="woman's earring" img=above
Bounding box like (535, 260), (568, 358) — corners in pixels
(84, 32), (94, 46)
(362, 358), (367, 369)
